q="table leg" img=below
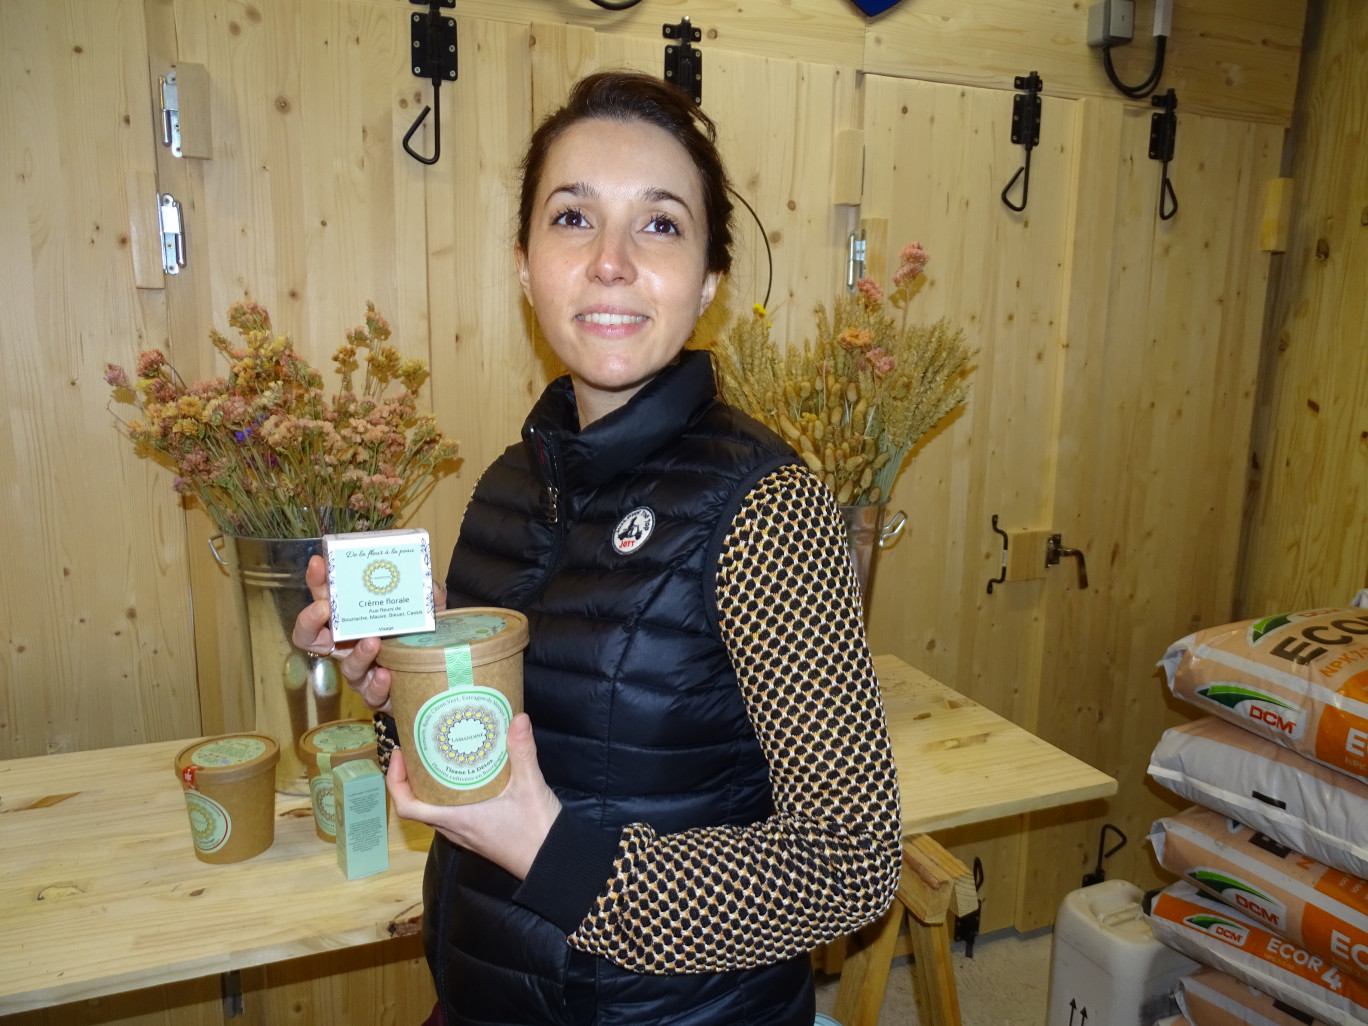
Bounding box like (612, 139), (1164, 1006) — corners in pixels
(830, 903), (905, 1026)
(907, 916), (962, 1026)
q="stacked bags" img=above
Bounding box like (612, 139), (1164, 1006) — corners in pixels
(1145, 606), (1368, 1026)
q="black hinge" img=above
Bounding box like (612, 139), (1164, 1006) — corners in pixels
(662, 17), (703, 105)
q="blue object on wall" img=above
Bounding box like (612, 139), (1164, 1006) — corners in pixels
(848, 0), (906, 16)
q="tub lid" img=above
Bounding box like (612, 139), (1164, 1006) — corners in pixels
(300, 719), (376, 756)
(376, 607), (528, 673)
(174, 732), (279, 787)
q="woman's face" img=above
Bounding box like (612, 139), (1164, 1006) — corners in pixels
(516, 117), (721, 426)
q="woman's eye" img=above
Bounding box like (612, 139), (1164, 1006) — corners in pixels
(645, 216), (680, 235)
(552, 209), (587, 228)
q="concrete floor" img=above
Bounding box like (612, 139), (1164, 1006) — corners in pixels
(813, 927), (1055, 1026)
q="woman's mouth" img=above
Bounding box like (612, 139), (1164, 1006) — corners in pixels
(578, 312), (648, 326)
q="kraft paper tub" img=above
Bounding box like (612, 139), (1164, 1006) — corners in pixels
(174, 733), (279, 864)
(300, 719), (379, 841)
(377, 607), (528, 805)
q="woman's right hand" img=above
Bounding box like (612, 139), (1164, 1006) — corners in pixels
(292, 554), (394, 714)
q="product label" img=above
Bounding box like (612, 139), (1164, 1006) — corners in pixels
(325, 529), (435, 642)
(310, 723), (375, 753)
(190, 736), (267, 767)
(310, 773), (337, 836)
(183, 790), (232, 853)
(396, 613), (508, 649)
(413, 687), (512, 789)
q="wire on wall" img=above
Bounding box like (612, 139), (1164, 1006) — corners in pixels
(729, 188), (774, 311)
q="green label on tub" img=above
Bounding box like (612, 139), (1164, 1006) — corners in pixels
(191, 736), (267, 767)
(396, 614), (508, 648)
(413, 687), (512, 789)
(310, 774), (337, 837)
(183, 790), (232, 853)
(311, 723), (375, 753)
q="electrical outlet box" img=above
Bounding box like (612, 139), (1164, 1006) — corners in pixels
(1087, 0), (1134, 48)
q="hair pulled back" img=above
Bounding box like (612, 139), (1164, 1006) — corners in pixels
(517, 71), (735, 276)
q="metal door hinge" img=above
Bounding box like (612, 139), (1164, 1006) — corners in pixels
(221, 969), (243, 1018)
(846, 229), (867, 290)
(158, 193), (186, 274)
(662, 17), (703, 105)
(159, 72), (182, 157)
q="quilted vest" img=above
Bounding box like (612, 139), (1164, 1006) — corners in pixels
(426, 350), (814, 1026)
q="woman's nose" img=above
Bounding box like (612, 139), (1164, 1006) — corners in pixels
(588, 227), (637, 285)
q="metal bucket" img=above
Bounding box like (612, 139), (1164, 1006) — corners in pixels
(209, 534), (349, 794)
(838, 503), (907, 618)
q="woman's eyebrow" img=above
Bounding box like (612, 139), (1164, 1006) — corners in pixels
(544, 182), (693, 215)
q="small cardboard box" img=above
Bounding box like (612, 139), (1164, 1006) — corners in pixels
(323, 528), (435, 642)
(333, 759), (389, 880)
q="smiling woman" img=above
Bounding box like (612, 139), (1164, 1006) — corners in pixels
(293, 70), (902, 1026)
(514, 117), (722, 424)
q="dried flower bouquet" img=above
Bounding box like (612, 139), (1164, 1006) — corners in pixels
(712, 243), (972, 506)
(107, 301), (458, 539)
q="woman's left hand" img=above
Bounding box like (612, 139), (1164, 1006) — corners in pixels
(385, 713), (561, 880)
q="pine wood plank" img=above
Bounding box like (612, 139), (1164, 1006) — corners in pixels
(863, 0), (1305, 125)
(1240, 0), (1368, 616)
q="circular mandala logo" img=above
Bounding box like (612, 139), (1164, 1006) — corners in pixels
(414, 688), (512, 789)
(363, 559), (400, 594)
(183, 790), (231, 853)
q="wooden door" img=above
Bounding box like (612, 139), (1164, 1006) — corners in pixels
(0, 0), (203, 759)
(1018, 100), (1283, 927)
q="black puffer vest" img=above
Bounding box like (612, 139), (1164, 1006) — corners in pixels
(427, 351), (814, 1026)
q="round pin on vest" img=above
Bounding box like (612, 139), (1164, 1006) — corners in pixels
(612, 507), (655, 554)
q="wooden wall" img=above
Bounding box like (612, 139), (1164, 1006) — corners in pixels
(1239, 0), (1368, 614)
(0, 0), (1317, 1022)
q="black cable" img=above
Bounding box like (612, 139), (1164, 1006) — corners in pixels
(587, 0), (643, 9)
(727, 187), (773, 311)
(1102, 34), (1166, 98)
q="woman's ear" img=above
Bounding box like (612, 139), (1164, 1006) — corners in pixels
(699, 270), (721, 315)
(515, 245), (533, 307)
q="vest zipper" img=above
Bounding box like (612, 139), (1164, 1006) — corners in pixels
(526, 425), (569, 603)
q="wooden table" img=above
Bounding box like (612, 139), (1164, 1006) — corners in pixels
(0, 742), (434, 1015)
(833, 655), (1118, 1026)
(0, 655), (1114, 1017)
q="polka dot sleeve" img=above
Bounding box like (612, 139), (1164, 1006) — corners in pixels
(564, 463), (903, 973)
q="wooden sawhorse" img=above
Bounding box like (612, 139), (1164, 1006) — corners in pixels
(826, 835), (978, 1026)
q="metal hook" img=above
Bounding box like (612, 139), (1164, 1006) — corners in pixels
(1002, 71), (1042, 214)
(1149, 88), (1179, 222)
(986, 514), (1009, 594)
(402, 81), (441, 166)
(1001, 160), (1030, 213)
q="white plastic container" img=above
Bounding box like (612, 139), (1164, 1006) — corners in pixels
(1047, 879), (1200, 1026)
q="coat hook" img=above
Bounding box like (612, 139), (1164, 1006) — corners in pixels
(1149, 88), (1179, 221)
(404, 0), (457, 167)
(1001, 71), (1043, 213)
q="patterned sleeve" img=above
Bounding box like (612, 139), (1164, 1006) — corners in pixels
(564, 462), (903, 972)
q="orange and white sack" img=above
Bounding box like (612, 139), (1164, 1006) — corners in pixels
(1179, 967), (1332, 1026)
(1149, 717), (1368, 879)
(1146, 882), (1368, 1026)
(1160, 609), (1368, 784)
(1150, 807), (1368, 983)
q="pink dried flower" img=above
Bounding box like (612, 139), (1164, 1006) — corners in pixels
(892, 241), (929, 287)
(104, 364), (130, 388)
(855, 278), (884, 306)
(867, 347), (896, 377)
(135, 350), (167, 378)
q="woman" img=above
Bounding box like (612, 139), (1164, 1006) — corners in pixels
(295, 71), (901, 1026)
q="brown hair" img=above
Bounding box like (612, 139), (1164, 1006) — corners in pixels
(517, 71), (735, 275)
